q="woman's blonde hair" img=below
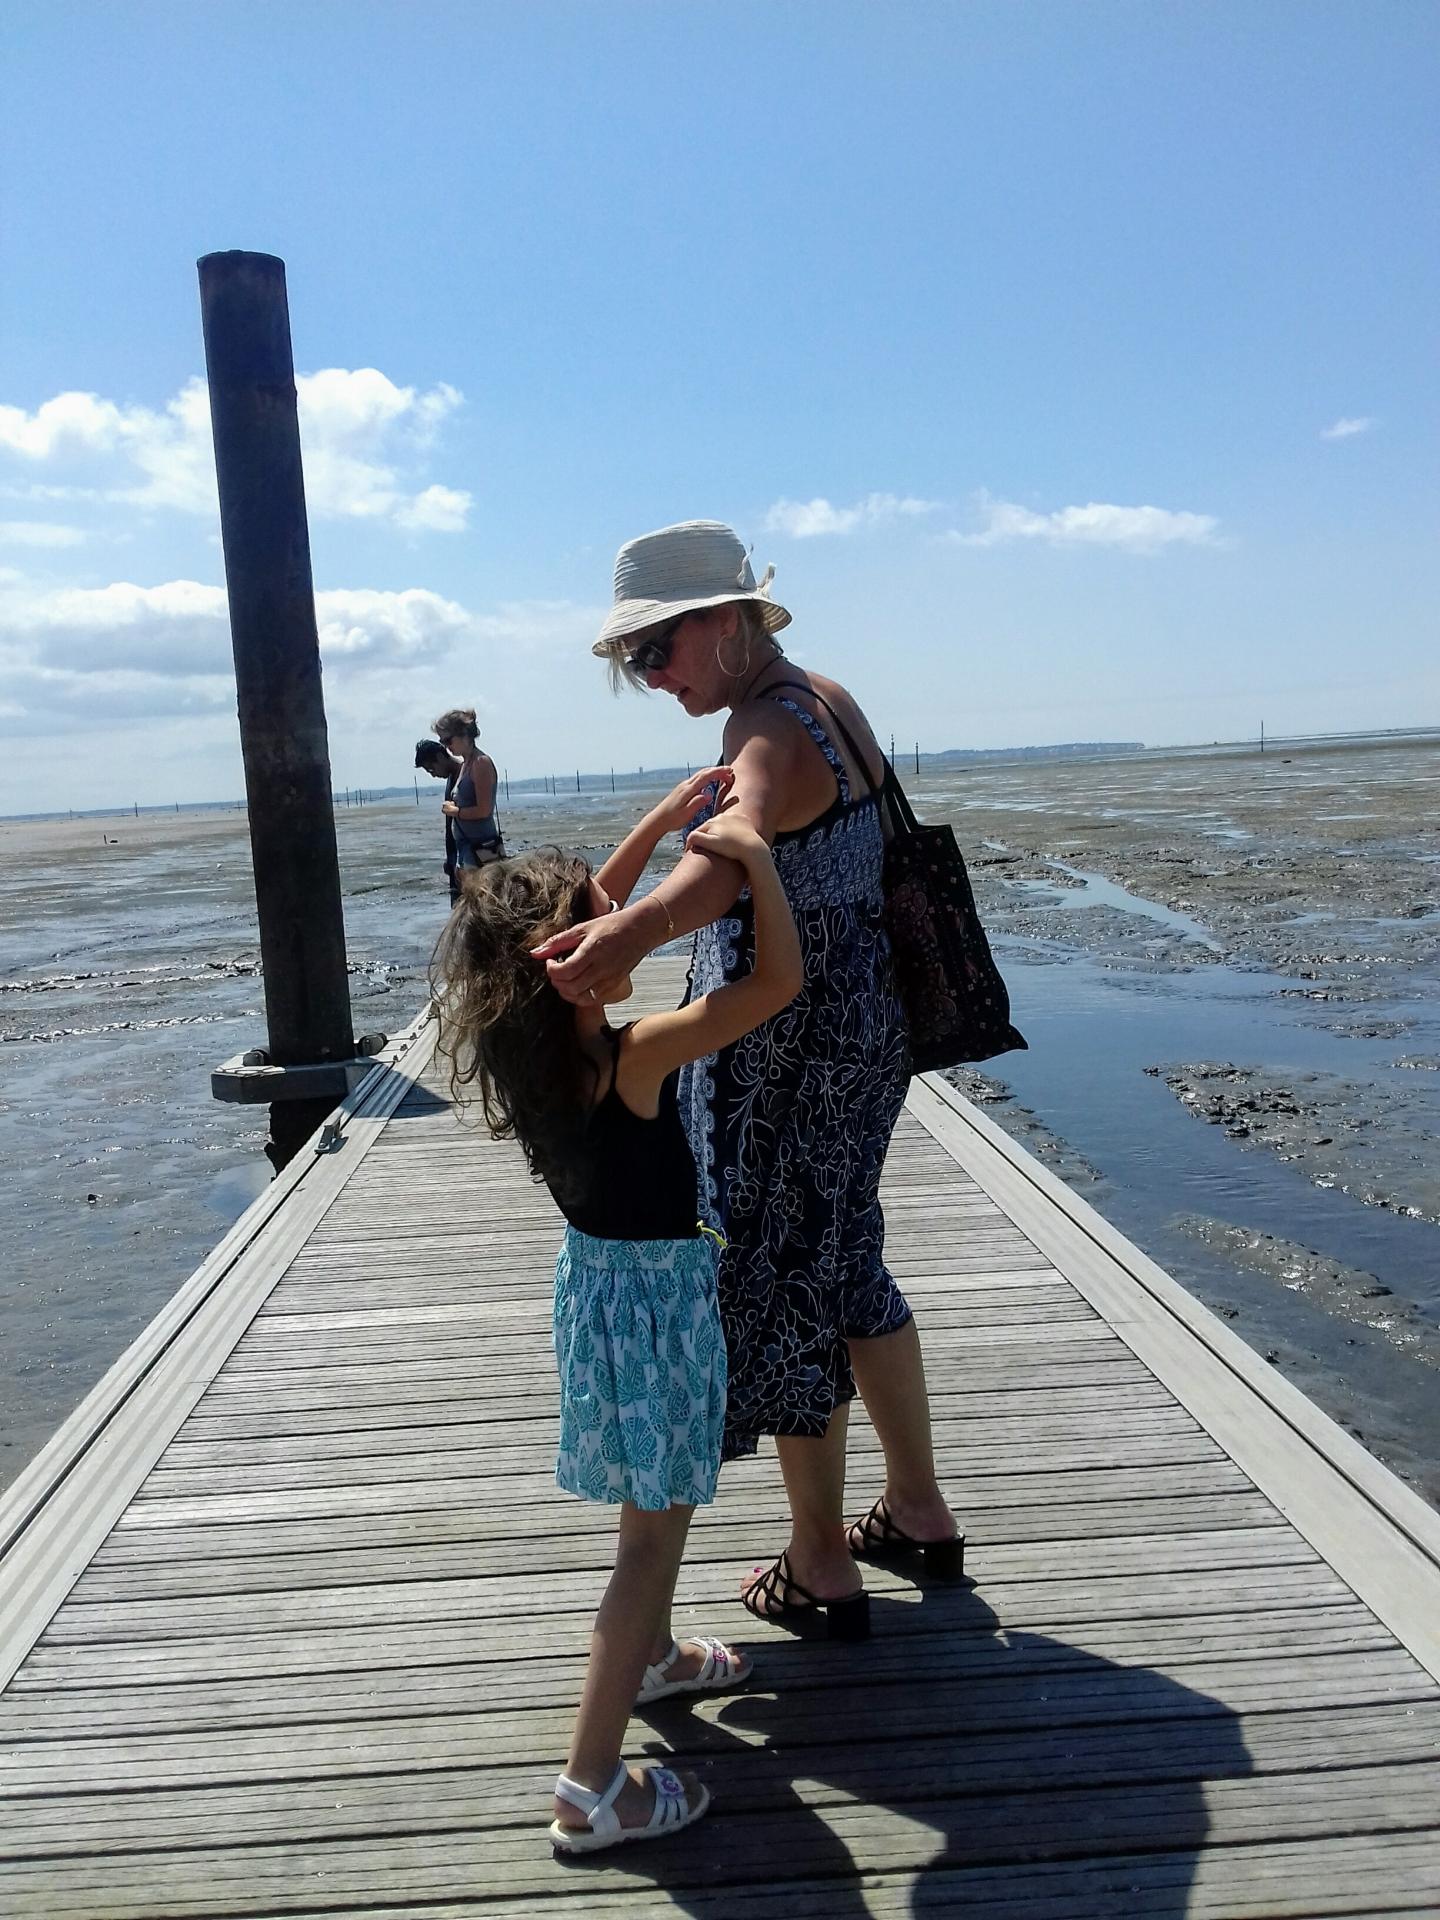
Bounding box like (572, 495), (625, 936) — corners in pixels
(430, 849), (598, 1200)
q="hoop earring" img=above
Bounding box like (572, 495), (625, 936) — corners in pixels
(716, 634), (752, 680)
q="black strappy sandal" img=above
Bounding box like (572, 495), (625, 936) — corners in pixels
(847, 1497), (969, 1581)
(741, 1552), (871, 1641)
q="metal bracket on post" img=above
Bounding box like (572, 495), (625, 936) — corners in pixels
(210, 1031), (390, 1105)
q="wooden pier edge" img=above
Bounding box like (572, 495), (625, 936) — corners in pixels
(0, 1009), (439, 1694)
(907, 1069), (1440, 1683)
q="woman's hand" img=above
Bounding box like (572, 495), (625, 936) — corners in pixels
(531, 902), (656, 1005)
(441, 800), (459, 816)
(648, 765), (735, 835)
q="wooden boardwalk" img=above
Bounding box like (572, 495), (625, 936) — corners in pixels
(3, 957), (1439, 1917)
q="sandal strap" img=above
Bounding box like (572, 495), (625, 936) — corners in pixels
(639, 1639), (683, 1695)
(554, 1760), (628, 1841)
(854, 1496), (905, 1550)
(690, 1635), (728, 1686)
(744, 1552), (821, 1618)
(642, 1765), (691, 1831)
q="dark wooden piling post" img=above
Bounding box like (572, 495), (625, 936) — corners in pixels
(198, 251), (353, 1080)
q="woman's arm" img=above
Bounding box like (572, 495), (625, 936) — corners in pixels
(450, 752), (497, 820)
(533, 712), (804, 1000)
(595, 766), (733, 907)
(621, 816), (804, 1094)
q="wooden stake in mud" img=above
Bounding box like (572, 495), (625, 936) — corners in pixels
(198, 251), (354, 1114)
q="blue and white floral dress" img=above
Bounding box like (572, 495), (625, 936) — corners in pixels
(680, 695), (912, 1462)
(550, 1026), (726, 1510)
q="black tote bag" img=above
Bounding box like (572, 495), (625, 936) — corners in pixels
(767, 685), (1027, 1071)
(874, 757), (1027, 1069)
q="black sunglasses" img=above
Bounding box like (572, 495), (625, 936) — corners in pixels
(625, 612), (688, 675)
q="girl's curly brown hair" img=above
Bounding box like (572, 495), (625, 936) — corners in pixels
(430, 847), (599, 1202)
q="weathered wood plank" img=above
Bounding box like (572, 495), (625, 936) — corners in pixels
(6, 1700), (1435, 1856)
(3, 1769), (1439, 1917)
(0, 1610), (1403, 1743)
(65, 1522), (1309, 1605)
(2, 1651), (1431, 1799)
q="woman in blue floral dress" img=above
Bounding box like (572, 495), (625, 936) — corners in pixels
(538, 521), (962, 1636)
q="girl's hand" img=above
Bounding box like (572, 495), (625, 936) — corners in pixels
(687, 813), (771, 868)
(531, 902), (655, 1005)
(441, 801), (459, 816)
(650, 765), (735, 835)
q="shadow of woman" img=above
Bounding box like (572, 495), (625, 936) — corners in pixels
(563, 1577), (1254, 1916)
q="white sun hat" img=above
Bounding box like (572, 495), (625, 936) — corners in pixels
(591, 519), (791, 657)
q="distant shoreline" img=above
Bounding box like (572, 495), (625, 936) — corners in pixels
(5, 724), (1438, 831)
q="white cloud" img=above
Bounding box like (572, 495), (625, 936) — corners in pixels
(950, 494), (1219, 552)
(0, 571), (599, 737)
(315, 586), (475, 663)
(394, 484), (472, 533)
(0, 370), (470, 532)
(0, 392), (129, 459)
(0, 520), (86, 547)
(1320, 416), (1376, 441)
(764, 493), (939, 538)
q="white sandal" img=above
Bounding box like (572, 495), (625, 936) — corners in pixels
(637, 1635), (753, 1704)
(549, 1759), (710, 1854)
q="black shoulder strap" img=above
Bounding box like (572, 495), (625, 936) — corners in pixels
(763, 679), (922, 834)
(762, 681), (883, 799)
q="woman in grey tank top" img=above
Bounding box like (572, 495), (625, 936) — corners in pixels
(434, 705), (504, 868)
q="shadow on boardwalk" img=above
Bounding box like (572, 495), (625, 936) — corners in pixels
(560, 1584), (1252, 1915)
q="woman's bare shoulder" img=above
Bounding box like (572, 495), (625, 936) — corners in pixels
(803, 671), (880, 741)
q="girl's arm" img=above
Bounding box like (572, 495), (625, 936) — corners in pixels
(595, 766), (733, 908)
(620, 815), (804, 1098)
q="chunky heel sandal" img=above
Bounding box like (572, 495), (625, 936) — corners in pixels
(741, 1552), (872, 1640)
(549, 1760), (710, 1855)
(848, 1497), (970, 1583)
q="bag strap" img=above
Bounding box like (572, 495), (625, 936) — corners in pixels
(763, 680), (922, 833)
(762, 681), (882, 799)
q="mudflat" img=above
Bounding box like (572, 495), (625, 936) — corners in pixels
(0, 805), (256, 861)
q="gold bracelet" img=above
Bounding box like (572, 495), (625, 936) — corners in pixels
(657, 896), (676, 938)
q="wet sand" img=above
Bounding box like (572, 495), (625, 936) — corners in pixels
(2, 735), (1438, 1504)
(0, 805), (258, 861)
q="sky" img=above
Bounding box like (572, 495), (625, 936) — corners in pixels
(2, 1), (1437, 813)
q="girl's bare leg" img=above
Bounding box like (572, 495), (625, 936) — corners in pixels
(554, 1503), (704, 1831)
(849, 1317), (956, 1539)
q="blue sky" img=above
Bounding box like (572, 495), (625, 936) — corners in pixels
(2, 1), (1436, 811)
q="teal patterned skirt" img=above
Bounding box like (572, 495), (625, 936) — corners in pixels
(553, 1227), (726, 1510)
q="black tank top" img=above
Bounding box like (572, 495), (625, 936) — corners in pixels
(549, 1027), (700, 1241)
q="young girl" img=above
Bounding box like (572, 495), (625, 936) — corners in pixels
(432, 766), (803, 1855)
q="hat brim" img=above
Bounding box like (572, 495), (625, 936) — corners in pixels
(591, 590), (791, 658)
